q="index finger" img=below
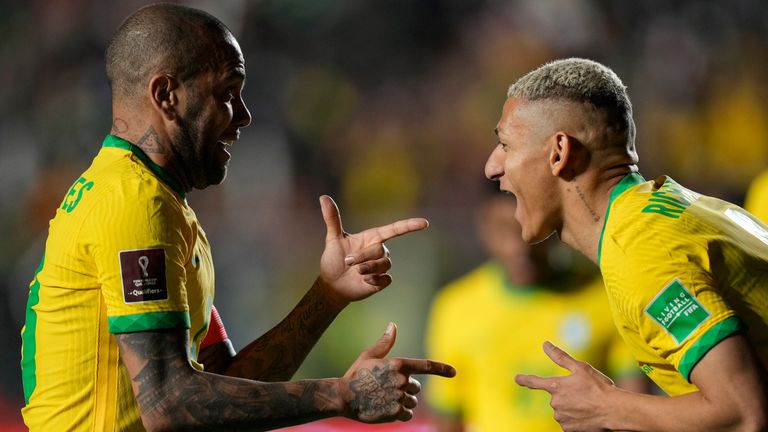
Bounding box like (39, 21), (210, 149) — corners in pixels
(399, 358), (456, 378)
(542, 340), (579, 372)
(368, 218), (429, 243)
(515, 373), (555, 392)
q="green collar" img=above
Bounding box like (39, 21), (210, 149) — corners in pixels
(597, 172), (645, 267)
(102, 135), (186, 199)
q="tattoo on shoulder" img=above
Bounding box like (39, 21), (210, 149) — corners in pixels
(137, 126), (165, 154)
(111, 118), (129, 134)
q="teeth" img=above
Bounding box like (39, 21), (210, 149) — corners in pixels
(221, 140), (234, 147)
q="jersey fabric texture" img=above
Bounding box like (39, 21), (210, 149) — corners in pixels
(598, 173), (768, 396)
(425, 262), (638, 432)
(21, 135), (216, 431)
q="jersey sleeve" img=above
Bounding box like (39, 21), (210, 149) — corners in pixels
(86, 180), (191, 333)
(424, 291), (464, 417)
(615, 226), (740, 382)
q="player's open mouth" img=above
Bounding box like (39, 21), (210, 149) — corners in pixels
(219, 139), (235, 147)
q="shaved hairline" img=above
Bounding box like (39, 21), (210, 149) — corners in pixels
(105, 3), (235, 102)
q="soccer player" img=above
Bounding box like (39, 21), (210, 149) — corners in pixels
(20, 4), (455, 431)
(425, 192), (646, 431)
(484, 58), (768, 430)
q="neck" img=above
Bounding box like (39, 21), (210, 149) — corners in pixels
(110, 113), (194, 193)
(558, 164), (636, 264)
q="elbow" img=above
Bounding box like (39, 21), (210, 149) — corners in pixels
(735, 410), (768, 432)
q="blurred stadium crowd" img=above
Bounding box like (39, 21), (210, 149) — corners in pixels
(2, 0), (768, 428)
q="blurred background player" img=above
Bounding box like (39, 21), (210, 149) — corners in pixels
(425, 189), (647, 432)
(745, 170), (768, 223)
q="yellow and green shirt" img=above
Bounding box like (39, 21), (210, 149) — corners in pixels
(599, 173), (768, 396)
(21, 135), (216, 431)
(425, 262), (638, 432)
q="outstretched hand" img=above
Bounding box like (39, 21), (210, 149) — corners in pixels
(339, 323), (456, 423)
(318, 195), (429, 306)
(515, 341), (616, 432)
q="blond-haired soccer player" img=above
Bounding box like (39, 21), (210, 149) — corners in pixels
(20, 4), (454, 431)
(425, 192), (646, 432)
(485, 58), (768, 431)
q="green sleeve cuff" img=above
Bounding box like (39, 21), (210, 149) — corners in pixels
(678, 316), (742, 381)
(108, 311), (190, 334)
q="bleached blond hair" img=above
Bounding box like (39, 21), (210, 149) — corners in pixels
(508, 58), (636, 148)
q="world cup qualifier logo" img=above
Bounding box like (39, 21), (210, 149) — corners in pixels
(119, 248), (168, 303)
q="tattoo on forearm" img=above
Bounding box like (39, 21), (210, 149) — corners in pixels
(348, 363), (398, 420)
(574, 183), (600, 222)
(111, 118), (129, 134)
(228, 279), (336, 381)
(117, 331), (339, 430)
(137, 126), (165, 154)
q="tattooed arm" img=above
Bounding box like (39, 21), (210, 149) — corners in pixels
(200, 277), (344, 381)
(199, 196), (431, 381)
(116, 324), (455, 431)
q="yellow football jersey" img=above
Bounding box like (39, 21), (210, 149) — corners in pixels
(21, 135), (216, 431)
(599, 173), (768, 396)
(425, 262), (638, 432)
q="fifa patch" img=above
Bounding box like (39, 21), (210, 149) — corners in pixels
(119, 248), (168, 303)
(644, 279), (709, 344)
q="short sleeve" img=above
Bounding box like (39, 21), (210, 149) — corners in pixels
(627, 242), (739, 381)
(86, 180), (191, 333)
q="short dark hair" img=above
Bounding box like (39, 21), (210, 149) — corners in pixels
(105, 3), (232, 99)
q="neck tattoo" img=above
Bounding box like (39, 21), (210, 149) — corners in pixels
(136, 126), (165, 154)
(574, 183), (600, 223)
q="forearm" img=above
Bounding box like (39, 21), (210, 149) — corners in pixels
(225, 277), (346, 381)
(118, 329), (343, 431)
(605, 388), (761, 431)
(141, 369), (341, 432)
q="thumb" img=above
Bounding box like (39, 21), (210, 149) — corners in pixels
(361, 322), (397, 360)
(319, 195), (343, 240)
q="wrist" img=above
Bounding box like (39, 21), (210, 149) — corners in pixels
(313, 276), (349, 311)
(600, 385), (625, 431)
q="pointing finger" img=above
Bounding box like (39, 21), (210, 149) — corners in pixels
(515, 373), (554, 392)
(367, 218), (429, 243)
(319, 195), (343, 240)
(543, 340), (579, 372)
(399, 358), (456, 378)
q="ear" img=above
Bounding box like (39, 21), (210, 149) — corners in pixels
(147, 74), (180, 121)
(549, 131), (572, 178)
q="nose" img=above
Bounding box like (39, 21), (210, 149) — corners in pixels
(234, 95), (252, 129)
(484, 145), (504, 181)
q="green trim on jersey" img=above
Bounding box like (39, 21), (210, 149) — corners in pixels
(108, 311), (191, 334)
(102, 135), (186, 199)
(21, 255), (45, 404)
(598, 172), (645, 267)
(678, 316), (742, 381)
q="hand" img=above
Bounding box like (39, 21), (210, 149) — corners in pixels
(317, 195), (429, 305)
(339, 323), (456, 423)
(515, 341), (615, 432)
